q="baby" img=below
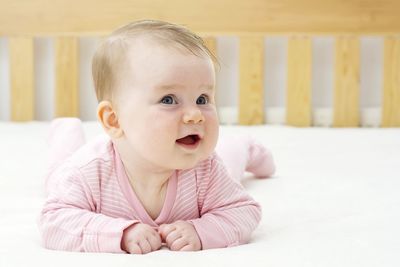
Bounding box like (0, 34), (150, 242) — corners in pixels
(39, 20), (275, 254)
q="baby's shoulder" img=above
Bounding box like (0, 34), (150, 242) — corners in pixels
(195, 152), (223, 169)
(55, 134), (115, 178)
(188, 152), (224, 179)
(69, 134), (113, 167)
(48, 135), (116, 194)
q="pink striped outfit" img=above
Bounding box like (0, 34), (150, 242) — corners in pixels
(39, 119), (275, 253)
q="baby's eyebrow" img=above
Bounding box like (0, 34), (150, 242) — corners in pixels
(201, 85), (215, 91)
(156, 84), (184, 91)
(155, 84), (215, 91)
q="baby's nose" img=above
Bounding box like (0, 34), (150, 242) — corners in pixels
(183, 108), (205, 124)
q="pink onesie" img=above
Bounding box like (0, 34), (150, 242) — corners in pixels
(39, 118), (275, 253)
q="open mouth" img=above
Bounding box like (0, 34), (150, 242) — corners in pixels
(176, 134), (201, 148)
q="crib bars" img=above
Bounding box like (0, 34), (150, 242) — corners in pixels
(1, 0), (400, 126)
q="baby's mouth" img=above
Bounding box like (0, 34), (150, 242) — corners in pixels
(176, 134), (201, 146)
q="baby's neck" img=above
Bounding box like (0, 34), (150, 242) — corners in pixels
(113, 140), (174, 220)
(121, 154), (173, 188)
(122, 155), (173, 220)
(121, 156), (173, 220)
(114, 139), (173, 177)
(126, 168), (173, 191)
(124, 164), (172, 220)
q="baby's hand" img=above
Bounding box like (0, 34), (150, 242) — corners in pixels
(121, 223), (162, 254)
(159, 220), (202, 251)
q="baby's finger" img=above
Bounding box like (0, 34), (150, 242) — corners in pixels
(159, 224), (176, 241)
(139, 239), (152, 254)
(148, 232), (162, 251)
(180, 244), (196, 251)
(170, 237), (188, 251)
(165, 230), (182, 246)
(128, 243), (142, 254)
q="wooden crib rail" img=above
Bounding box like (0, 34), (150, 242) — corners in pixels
(2, 0), (400, 126)
(2, 0), (400, 36)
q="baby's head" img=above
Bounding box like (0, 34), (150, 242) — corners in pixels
(92, 20), (220, 170)
(92, 20), (217, 103)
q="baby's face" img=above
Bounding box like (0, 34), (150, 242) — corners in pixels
(114, 40), (219, 171)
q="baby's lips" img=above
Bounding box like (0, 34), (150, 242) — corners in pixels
(176, 135), (199, 145)
(177, 131), (203, 139)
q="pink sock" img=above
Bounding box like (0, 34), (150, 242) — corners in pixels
(245, 139), (276, 178)
(216, 135), (276, 182)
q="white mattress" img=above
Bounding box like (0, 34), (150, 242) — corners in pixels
(1, 122), (399, 267)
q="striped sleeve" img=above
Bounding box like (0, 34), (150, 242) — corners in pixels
(189, 154), (262, 249)
(39, 165), (138, 253)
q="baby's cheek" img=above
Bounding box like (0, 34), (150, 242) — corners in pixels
(145, 111), (173, 131)
(204, 117), (219, 154)
(145, 118), (177, 147)
(205, 112), (219, 135)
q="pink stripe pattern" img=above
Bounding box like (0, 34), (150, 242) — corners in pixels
(39, 135), (261, 252)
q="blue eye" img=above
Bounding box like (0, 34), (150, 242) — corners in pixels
(196, 95), (209, 105)
(160, 95), (176, 105)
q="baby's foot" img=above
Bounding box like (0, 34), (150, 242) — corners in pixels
(246, 140), (276, 178)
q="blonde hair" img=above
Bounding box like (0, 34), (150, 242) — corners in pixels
(92, 20), (217, 102)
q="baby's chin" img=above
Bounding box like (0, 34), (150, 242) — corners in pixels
(173, 160), (201, 171)
(172, 154), (210, 170)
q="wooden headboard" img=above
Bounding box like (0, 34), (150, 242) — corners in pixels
(1, 0), (400, 127)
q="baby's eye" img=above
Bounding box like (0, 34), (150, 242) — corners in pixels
(160, 95), (177, 105)
(196, 94), (209, 105)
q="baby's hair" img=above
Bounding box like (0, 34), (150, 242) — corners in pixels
(92, 19), (218, 102)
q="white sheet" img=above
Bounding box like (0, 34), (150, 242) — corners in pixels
(1, 122), (399, 267)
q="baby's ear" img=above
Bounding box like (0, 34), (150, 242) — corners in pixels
(97, 101), (124, 138)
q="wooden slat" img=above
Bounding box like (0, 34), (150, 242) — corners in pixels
(382, 37), (400, 127)
(2, 0), (400, 35)
(239, 36), (264, 125)
(333, 37), (360, 127)
(286, 36), (312, 127)
(55, 37), (79, 117)
(9, 37), (34, 121)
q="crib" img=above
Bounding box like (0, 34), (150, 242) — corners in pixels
(1, 1), (400, 267)
(1, 0), (400, 127)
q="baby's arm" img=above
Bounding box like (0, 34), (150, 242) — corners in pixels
(39, 167), (139, 253)
(189, 154), (262, 249)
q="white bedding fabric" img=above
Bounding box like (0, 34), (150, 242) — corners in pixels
(1, 122), (399, 267)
